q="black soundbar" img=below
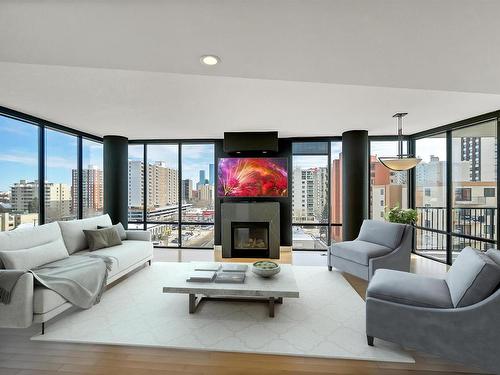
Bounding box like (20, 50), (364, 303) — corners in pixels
(223, 131), (278, 153)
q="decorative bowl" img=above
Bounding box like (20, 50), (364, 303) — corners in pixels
(252, 261), (281, 278)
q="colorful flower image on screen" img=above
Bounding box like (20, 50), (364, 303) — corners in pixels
(218, 158), (288, 197)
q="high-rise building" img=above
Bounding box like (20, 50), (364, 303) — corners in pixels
(199, 184), (213, 202)
(147, 161), (178, 208)
(460, 137), (496, 182)
(292, 167), (328, 222)
(209, 163), (214, 185)
(182, 179), (193, 201)
(197, 170), (208, 190)
(11, 180), (71, 219)
(128, 160), (178, 210)
(71, 165), (103, 217)
(10, 180), (39, 213)
(128, 160), (144, 208)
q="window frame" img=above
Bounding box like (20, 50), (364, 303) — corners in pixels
(127, 140), (216, 249)
(0, 106), (103, 229)
(410, 112), (500, 265)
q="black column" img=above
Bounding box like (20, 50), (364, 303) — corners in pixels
(342, 130), (369, 241)
(103, 136), (128, 227)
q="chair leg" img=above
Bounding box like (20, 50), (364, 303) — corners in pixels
(367, 335), (374, 346)
(328, 266), (332, 271)
(41, 322), (45, 335)
(148, 260), (152, 266)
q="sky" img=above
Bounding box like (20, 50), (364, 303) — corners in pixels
(129, 143), (214, 184)
(0, 116), (103, 191)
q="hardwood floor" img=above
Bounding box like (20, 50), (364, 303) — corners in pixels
(0, 252), (490, 375)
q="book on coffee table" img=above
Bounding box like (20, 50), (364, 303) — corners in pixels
(221, 264), (248, 273)
(193, 263), (221, 272)
(186, 271), (216, 282)
(214, 271), (246, 283)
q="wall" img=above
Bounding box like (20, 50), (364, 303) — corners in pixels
(214, 139), (293, 246)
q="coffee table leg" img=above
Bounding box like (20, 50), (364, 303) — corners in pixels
(189, 294), (196, 314)
(269, 297), (275, 317)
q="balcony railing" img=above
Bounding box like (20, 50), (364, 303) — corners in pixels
(415, 206), (497, 261)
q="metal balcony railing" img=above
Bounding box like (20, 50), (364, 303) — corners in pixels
(414, 206), (497, 258)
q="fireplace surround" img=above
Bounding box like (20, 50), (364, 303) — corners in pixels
(221, 202), (280, 258)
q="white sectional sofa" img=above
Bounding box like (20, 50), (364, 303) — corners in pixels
(0, 214), (153, 329)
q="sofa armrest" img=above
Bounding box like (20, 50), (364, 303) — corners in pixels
(0, 272), (34, 328)
(125, 230), (151, 242)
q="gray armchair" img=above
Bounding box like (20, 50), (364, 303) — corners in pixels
(328, 219), (413, 281)
(366, 247), (500, 374)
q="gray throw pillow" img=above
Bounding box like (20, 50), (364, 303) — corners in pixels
(97, 223), (127, 240)
(446, 247), (500, 307)
(0, 238), (69, 270)
(83, 227), (122, 251)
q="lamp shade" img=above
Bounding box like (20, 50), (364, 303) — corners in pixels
(378, 157), (422, 171)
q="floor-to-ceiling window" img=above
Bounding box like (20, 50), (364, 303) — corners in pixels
(45, 128), (78, 222)
(414, 134), (447, 262)
(82, 139), (104, 218)
(369, 140), (409, 220)
(450, 120), (497, 260)
(411, 116), (499, 264)
(0, 114), (39, 231)
(181, 143), (215, 248)
(146, 144), (179, 247)
(128, 141), (215, 248)
(128, 144), (145, 227)
(292, 141), (330, 250)
(0, 108), (103, 230)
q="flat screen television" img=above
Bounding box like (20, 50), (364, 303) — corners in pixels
(217, 157), (288, 197)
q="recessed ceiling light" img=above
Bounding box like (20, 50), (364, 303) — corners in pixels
(200, 55), (220, 66)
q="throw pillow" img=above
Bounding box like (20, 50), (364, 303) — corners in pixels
(83, 227), (122, 251)
(446, 247), (500, 307)
(0, 238), (69, 270)
(97, 222), (127, 240)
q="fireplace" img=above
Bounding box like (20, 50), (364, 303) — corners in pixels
(221, 202), (280, 258)
(231, 222), (269, 257)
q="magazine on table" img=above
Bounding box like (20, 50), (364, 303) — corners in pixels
(221, 264), (248, 273)
(186, 271), (216, 282)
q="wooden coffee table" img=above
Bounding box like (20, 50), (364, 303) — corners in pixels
(162, 263), (299, 317)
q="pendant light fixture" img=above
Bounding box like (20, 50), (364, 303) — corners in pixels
(378, 113), (421, 171)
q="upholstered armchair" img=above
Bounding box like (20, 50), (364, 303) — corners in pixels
(365, 247), (500, 374)
(328, 219), (413, 281)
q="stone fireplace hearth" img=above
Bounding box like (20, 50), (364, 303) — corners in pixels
(221, 202), (280, 258)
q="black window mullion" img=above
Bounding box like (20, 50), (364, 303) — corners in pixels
(38, 125), (46, 225)
(446, 130), (453, 265)
(77, 136), (83, 219)
(327, 141), (332, 246)
(143, 144), (147, 231)
(178, 143), (182, 248)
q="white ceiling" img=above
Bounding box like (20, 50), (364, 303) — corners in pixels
(1, 0), (499, 139)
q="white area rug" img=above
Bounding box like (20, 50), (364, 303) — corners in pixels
(32, 263), (414, 363)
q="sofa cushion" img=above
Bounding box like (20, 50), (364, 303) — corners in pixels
(367, 269), (453, 308)
(74, 240), (152, 278)
(0, 222), (62, 269)
(84, 227), (122, 251)
(58, 214), (113, 254)
(446, 247), (500, 308)
(33, 287), (68, 314)
(0, 238), (69, 270)
(332, 240), (392, 266)
(98, 223), (127, 240)
(357, 220), (405, 249)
